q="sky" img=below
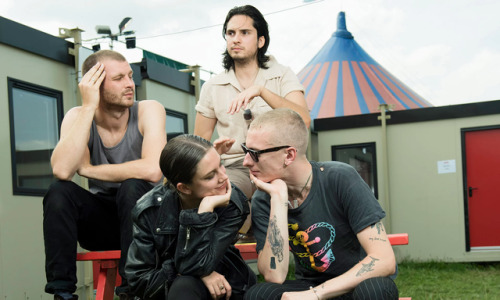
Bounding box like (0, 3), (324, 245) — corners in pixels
(2, 0), (500, 107)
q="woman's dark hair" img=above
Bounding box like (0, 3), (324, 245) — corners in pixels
(159, 134), (212, 189)
(222, 5), (270, 71)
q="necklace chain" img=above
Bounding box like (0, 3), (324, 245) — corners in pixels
(289, 171), (312, 209)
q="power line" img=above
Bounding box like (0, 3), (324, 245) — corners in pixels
(137, 0), (325, 40)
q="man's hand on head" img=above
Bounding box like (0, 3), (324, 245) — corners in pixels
(79, 62), (106, 110)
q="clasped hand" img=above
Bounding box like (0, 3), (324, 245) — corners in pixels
(201, 271), (232, 299)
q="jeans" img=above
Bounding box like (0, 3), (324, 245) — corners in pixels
(43, 179), (152, 295)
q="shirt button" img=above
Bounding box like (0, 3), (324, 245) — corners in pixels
(156, 228), (161, 233)
(157, 197), (162, 202)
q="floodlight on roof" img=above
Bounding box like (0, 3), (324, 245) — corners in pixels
(119, 17), (132, 34)
(95, 25), (112, 35)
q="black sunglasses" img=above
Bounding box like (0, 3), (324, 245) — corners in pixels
(241, 143), (290, 162)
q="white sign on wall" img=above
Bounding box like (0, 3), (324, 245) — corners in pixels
(437, 159), (456, 174)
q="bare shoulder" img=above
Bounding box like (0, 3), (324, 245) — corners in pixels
(61, 106), (84, 123)
(137, 100), (165, 122)
(136, 101), (166, 135)
(138, 100), (164, 111)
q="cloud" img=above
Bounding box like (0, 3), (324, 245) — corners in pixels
(435, 48), (500, 105)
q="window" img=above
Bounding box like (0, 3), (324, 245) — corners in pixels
(332, 142), (378, 198)
(8, 78), (63, 196)
(165, 108), (188, 140)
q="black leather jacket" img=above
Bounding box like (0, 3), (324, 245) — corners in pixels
(125, 183), (254, 299)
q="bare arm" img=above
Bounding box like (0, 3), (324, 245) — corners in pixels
(77, 100), (166, 183)
(251, 174), (290, 283)
(227, 86), (311, 128)
(51, 63), (105, 180)
(194, 112), (217, 141)
(282, 222), (396, 299)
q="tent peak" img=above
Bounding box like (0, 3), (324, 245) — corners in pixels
(333, 11), (353, 39)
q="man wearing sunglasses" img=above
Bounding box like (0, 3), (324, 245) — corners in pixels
(243, 108), (399, 300)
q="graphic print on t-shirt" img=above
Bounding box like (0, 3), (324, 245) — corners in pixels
(289, 222), (336, 272)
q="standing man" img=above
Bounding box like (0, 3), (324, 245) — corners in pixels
(194, 5), (311, 200)
(242, 108), (399, 300)
(43, 50), (166, 300)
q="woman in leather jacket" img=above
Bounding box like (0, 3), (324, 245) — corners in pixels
(125, 134), (256, 299)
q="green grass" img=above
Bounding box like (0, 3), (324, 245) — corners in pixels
(395, 261), (500, 299)
(258, 261), (500, 299)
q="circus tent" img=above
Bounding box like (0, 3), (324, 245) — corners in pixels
(298, 12), (433, 119)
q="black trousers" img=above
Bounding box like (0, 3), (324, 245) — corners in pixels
(43, 179), (152, 295)
(244, 277), (398, 300)
(168, 276), (245, 300)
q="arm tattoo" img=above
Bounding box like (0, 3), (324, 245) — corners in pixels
(268, 215), (284, 262)
(270, 257), (276, 269)
(369, 222), (387, 242)
(371, 222), (384, 234)
(356, 256), (379, 277)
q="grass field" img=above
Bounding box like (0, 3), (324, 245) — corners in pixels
(395, 261), (500, 299)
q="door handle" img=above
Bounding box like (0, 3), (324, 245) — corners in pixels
(468, 186), (478, 197)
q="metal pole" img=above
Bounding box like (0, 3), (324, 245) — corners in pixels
(59, 27), (84, 105)
(378, 104), (392, 233)
(191, 65), (201, 103)
(180, 65), (201, 103)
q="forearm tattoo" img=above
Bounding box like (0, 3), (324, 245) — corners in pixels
(268, 215), (284, 264)
(356, 256), (379, 277)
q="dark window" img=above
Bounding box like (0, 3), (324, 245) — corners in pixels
(165, 108), (188, 140)
(8, 78), (63, 196)
(332, 142), (378, 198)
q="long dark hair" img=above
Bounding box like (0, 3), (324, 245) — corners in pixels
(159, 134), (212, 189)
(222, 5), (270, 71)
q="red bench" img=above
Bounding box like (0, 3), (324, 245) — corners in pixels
(76, 250), (121, 300)
(237, 233), (409, 260)
(77, 233), (410, 300)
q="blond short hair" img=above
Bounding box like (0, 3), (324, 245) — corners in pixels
(249, 108), (309, 155)
(81, 50), (127, 76)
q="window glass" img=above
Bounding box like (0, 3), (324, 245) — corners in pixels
(165, 108), (188, 140)
(9, 79), (62, 195)
(332, 143), (378, 198)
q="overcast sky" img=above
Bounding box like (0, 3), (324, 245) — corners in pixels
(2, 0), (499, 107)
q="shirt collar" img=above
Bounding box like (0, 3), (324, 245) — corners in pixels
(211, 55), (281, 87)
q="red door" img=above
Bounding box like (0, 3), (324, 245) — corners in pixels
(463, 127), (500, 250)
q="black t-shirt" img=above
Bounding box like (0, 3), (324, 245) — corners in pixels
(252, 161), (385, 283)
